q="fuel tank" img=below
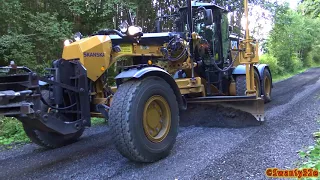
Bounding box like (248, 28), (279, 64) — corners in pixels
(62, 35), (112, 81)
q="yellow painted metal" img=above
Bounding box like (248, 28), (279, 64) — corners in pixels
(192, 32), (201, 41)
(229, 82), (236, 96)
(182, 69), (221, 95)
(143, 95), (171, 143)
(94, 77), (105, 98)
(236, 0), (259, 96)
(62, 35), (168, 82)
(110, 86), (117, 93)
(93, 98), (108, 105)
(62, 35), (112, 81)
(111, 44), (164, 60)
(91, 112), (105, 118)
(187, 98), (265, 121)
(175, 77), (205, 96)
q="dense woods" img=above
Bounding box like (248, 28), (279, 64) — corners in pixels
(0, 0), (319, 75)
(261, 0), (320, 75)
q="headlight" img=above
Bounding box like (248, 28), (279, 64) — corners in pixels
(119, 21), (129, 33)
(128, 26), (142, 36)
(64, 39), (72, 46)
(73, 32), (82, 41)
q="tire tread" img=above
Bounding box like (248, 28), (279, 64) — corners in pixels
(109, 77), (179, 162)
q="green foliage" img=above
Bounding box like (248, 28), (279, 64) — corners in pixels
(298, 135), (320, 171)
(306, 44), (320, 66)
(298, 0), (320, 18)
(263, 2), (320, 75)
(0, 0), (128, 71)
(298, 117), (320, 172)
(91, 118), (107, 126)
(259, 54), (283, 75)
(0, 1), (73, 74)
(0, 117), (29, 145)
(292, 55), (304, 72)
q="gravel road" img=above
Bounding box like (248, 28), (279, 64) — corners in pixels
(0, 68), (319, 180)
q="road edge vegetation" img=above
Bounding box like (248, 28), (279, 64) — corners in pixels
(0, 117), (107, 148)
(297, 118), (320, 178)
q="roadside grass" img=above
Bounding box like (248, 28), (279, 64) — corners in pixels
(297, 118), (320, 177)
(91, 117), (107, 126)
(0, 117), (30, 146)
(273, 68), (310, 83)
(0, 117), (107, 147)
(298, 137), (320, 170)
(272, 63), (320, 83)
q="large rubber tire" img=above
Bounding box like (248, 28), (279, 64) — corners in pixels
(236, 70), (261, 97)
(109, 76), (179, 162)
(261, 69), (272, 103)
(22, 90), (84, 149)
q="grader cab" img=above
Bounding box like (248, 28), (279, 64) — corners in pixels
(0, 0), (272, 162)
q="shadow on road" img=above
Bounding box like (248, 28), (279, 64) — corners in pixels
(179, 104), (262, 128)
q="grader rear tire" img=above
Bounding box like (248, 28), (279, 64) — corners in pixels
(22, 90), (84, 149)
(109, 76), (179, 162)
(261, 69), (272, 103)
(236, 70), (261, 97)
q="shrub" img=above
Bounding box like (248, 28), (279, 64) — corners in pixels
(306, 45), (320, 67)
(0, 117), (29, 145)
(305, 52), (315, 67)
(259, 53), (283, 76)
(298, 133), (320, 170)
(291, 55), (303, 71)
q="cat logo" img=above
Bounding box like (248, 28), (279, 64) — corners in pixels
(83, 52), (105, 57)
(231, 41), (238, 50)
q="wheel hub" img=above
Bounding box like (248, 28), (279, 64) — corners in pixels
(143, 95), (171, 143)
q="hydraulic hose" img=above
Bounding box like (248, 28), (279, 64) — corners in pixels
(91, 29), (125, 37)
(40, 96), (76, 110)
(202, 38), (239, 72)
(162, 37), (188, 62)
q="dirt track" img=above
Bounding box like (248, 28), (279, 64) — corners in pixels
(0, 68), (319, 180)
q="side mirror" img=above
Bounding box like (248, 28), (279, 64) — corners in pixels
(204, 9), (214, 26)
(73, 32), (83, 41)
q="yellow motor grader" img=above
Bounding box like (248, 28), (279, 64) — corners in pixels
(0, 0), (272, 162)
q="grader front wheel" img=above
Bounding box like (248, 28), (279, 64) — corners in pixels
(109, 76), (179, 162)
(21, 90), (85, 149)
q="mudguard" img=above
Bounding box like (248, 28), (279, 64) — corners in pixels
(115, 66), (169, 79)
(232, 64), (273, 87)
(255, 64), (273, 87)
(39, 80), (48, 86)
(115, 66), (187, 111)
